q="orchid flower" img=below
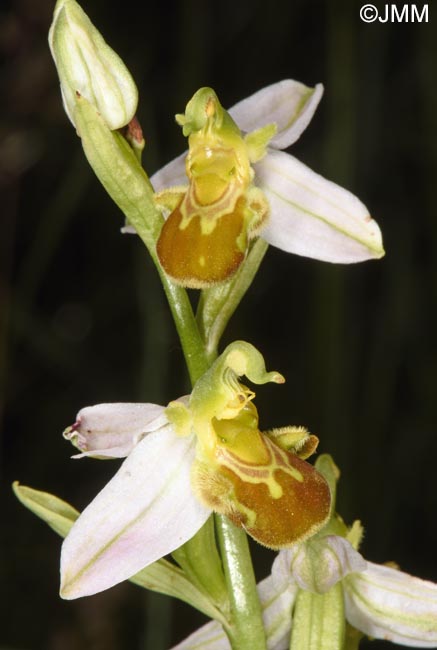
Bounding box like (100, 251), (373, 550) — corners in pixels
(124, 80), (384, 287)
(172, 534), (437, 649)
(60, 342), (331, 599)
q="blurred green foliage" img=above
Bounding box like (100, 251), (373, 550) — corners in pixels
(1, 0), (436, 648)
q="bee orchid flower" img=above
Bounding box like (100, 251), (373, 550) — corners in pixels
(60, 342), (331, 599)
(124, 80), (384, 287)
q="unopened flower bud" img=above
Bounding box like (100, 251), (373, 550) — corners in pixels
(49, 0), (138, 129)
(277, 535), (367, 594)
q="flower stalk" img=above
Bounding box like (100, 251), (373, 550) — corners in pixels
(153, 279), (271, 647)
(70, 74), (267, 648)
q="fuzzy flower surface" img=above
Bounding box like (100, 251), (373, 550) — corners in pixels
(171, 534), (437, 649)
(60, 342), (331, 599)
(130, 80), (384, 288)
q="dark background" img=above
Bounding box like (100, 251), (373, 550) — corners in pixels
(2, 0), (436, 648)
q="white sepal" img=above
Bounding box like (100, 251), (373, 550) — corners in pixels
(344, 561), (437, 647)
(60, 425), (210, 599)
(229, 79), (324, 150)
(256, 150), (384, 263)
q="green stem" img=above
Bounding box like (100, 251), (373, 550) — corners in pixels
(153, 258), (209, 383)
(155, 249), (268, 648)
(149, 243), (267, 650)
(159, 264), (268, 647)
(216, 515), (267, 650)
(156, 264), (266, 635)
(74, 100), (265, 646)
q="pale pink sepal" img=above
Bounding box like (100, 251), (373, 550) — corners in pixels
(60, 426), (210, 599)
(229, 79), (324, 150)
(256, 150), (384, 263)
(65, 402), (168, 458)
(344, 561), (437, 647)
(170, 573), (296, 650)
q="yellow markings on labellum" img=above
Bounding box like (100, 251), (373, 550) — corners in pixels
(191, 402), (331, 549)
(156, 88), (270, 288)
(167, 341), (331, 548)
